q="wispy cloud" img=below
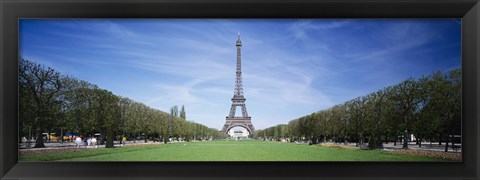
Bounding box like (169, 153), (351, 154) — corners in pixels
(288, 20), (352, 40)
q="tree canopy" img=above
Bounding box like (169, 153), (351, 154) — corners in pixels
(19, 58), (226, 148)
(254, 68), (461, 151)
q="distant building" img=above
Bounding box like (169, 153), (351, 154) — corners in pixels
(228, 128), (249, 140)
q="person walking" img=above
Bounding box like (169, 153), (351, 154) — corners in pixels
(83, 136), (88, 148)
(122, 136), (127, 146)
(91, 137), (97, 148)
(87, 137), (92, 148)
(75, 136), (82, 148)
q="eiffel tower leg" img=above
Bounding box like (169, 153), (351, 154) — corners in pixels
(222, 123), (229, 132)
(229, 104), (236, 117)
(241, 104), (248, 117)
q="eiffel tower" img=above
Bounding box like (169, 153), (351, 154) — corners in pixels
(221, 33), (255, 134)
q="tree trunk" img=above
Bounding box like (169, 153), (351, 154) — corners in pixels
(368, 136), (375, 149)
(430, 135), (433, 147)
(416, 134), (421, 147)
(377, 136), (383, 149)
(355, 134), (359, 147)
(393, 134), (397, 146)
(33, 128), (45, 148)
(105, 130), (114, 148)
(402, 130), (409, 149)
(444, 134), (449, 152)
(438, 134), (442, 145)
(144, 134), (148, 143)
(450, 134), (455, 151)
(163, 134), (168, 144)
(100, 133), (106, 145)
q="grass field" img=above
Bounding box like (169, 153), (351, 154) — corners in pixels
(20, 140), (451, 161)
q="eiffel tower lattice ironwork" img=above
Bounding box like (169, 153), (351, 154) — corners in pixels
(221, 33), (255, 134)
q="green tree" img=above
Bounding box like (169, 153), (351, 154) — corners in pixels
(19, 57), (221, 148)
(180, 105), (186, 120)
(364, 89), (389, 149)
(329, 105), (347, 144)
(391, 79), (421, 149)
(63, 79), (101, 138)
(419, 69), (461, 151)
(313, 111), (327, 143)
(19, 58), (65, 148)
(92, 89), (121, 148)
(345, 97), (368, 147)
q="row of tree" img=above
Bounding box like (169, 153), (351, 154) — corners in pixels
(254, 68), (461, 151)
(19, 57), (226, 148)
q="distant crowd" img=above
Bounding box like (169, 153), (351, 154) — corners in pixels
(75, 136), (98, 148)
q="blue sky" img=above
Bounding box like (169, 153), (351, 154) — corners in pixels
(20, 19), (461, 130)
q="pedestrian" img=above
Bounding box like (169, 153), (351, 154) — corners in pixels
(75, 136), (82, 148)
(91, 137), (97, 148)
(87, 137), (92, 148)
(122, 136), (127, 146)
(83, 136), (88, 148)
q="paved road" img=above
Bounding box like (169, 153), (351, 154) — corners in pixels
(325, 142), (461, 152)
(382, 142), (461, 152)
(19, 140), (163, 151)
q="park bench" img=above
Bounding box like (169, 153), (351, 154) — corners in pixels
(452, 145), (462, 152)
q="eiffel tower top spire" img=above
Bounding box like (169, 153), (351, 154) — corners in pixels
(234, 32), (244, 98)
(236, 32), (242, 47)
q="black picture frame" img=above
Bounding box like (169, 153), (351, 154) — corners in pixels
(1, 0), (479, 179)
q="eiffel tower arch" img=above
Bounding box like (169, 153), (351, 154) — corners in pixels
(221, 33), (255, 134)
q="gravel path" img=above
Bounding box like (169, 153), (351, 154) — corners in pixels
(19, 140), (164, 153)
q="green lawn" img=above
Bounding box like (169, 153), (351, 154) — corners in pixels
(20, 140), (450, 161)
